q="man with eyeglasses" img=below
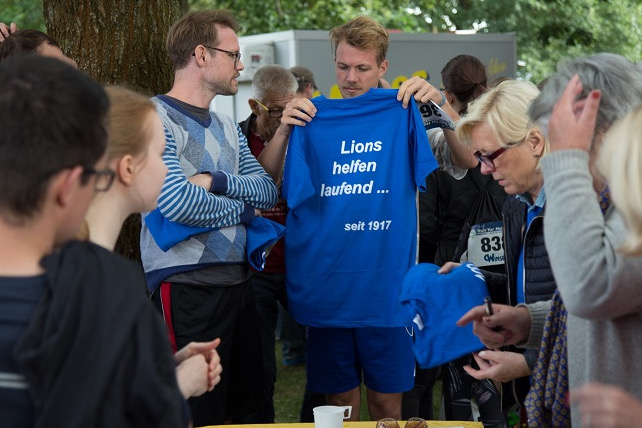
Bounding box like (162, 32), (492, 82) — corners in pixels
(139, 10), (278, 426)
(240, 65), (296, 154)
(237, 64), (298, 422)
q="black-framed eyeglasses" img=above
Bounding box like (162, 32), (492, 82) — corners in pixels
(253, 99), (284, 119)
(82, 167), (116, 192)
(192, 45), (241, 68)
(474, 147), (508, 170)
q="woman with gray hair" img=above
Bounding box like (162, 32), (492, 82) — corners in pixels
(529, 53), (642, 427)
(560, 105), (642, 428)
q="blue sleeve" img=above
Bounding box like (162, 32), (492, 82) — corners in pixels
(157, 127), (253, 228)
(212, 125), (278, 210)
(409, 99), (439, 192)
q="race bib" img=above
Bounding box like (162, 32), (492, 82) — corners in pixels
(418, 100), (455, 131)
(467, 221), (505, 266)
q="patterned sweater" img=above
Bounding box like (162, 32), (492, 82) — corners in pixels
(141, 95), (278, 290)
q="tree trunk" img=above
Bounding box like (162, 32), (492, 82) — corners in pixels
(43, 0), (182, 261)
(43, 0), (180, 93)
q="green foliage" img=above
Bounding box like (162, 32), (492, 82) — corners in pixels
(189, 0), (642, 83)
(468, 0), (642, 82)
(0, 0), (45, 31)
(4, 0), (640, 88)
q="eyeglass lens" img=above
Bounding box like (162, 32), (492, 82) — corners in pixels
(268, 109), (283, 118)
(475, 146), (507, 168)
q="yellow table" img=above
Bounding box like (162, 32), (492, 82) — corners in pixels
(201, 421), (483, 428)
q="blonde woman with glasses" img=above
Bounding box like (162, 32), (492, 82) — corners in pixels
(444, 80), (556, 424)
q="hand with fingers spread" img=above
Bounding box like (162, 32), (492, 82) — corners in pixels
(276, 97), (317, 137)
(547, 74), (602, 153)
(570, 383), (642, 428)
(259, 96), (317, 183)
(397, 76), (446, 109)
(457, 303), (531, 349)
(464, 350), (530, 383)
(0, 22), (18, 42)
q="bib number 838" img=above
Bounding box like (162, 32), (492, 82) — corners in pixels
(480, 236), (502, 252)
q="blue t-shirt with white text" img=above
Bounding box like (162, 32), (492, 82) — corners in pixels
(283, 88), (438, 327)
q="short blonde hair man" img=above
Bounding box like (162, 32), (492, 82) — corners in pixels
(329, 16), (389, 66)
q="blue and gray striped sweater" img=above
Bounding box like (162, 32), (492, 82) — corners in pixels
(140, 95), (278, 291)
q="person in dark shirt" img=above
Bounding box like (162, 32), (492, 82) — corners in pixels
(238, 64), (298, 422)
(0, 55), (186, 427)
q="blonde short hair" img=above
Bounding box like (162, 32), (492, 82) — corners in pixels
(329, 16), (389, 65)
(597, 106), (642, 255)
(457, 80), (548, 164)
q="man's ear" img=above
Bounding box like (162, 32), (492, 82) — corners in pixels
(116, 155), (134, 186)
(248, 98), (260, 116)
(55, 166), (85, 208)
(193, 45), (207, 67)
(378, 59), (389, 78)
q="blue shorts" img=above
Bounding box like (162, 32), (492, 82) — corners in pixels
(306, 326), (415, 394)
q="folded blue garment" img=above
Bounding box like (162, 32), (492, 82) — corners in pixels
(399, 262), (487, 369)
(245, 215), (286, 270)
(144, 208), (285, 271)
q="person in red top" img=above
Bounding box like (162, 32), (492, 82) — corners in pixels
(238, 64), (298, 422)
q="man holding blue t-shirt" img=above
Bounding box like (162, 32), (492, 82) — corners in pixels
(258, 16), (463, 420)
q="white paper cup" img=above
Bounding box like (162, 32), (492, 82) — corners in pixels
(313, 405), (352, 428)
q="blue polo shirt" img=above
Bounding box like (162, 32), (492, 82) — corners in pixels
(515, 188), (546, 304)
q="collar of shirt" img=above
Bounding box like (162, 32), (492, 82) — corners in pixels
(516, 187), (546, 212)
